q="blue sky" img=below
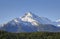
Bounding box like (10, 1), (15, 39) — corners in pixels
(0, 0), (60, 24)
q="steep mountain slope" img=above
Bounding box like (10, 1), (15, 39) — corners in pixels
(0, 12), (60, 32)
(20, 12), (51, 24)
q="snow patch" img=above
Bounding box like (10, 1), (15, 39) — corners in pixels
(26, 12), (32, 17)
(14, 19), (18, 22)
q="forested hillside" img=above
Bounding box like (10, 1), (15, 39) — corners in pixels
(0, 30), (60, 39)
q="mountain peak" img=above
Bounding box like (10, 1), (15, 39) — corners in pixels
(26, 12), (32, 14)
(25, 12), (33, 17)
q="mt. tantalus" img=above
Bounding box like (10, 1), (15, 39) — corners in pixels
(0, 12), (60, 33)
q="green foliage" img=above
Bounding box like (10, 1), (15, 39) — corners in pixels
(0, 31), (60, 39)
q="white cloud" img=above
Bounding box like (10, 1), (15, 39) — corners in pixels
(56, 19), (60, 22)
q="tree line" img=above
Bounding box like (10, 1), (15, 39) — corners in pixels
(0, 30), (60, 39)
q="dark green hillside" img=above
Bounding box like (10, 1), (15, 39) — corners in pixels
(0, 30), (60, 39)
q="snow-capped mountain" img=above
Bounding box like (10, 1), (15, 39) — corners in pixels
(0, 12), (60, 32)
(19, 12), (51, 24)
